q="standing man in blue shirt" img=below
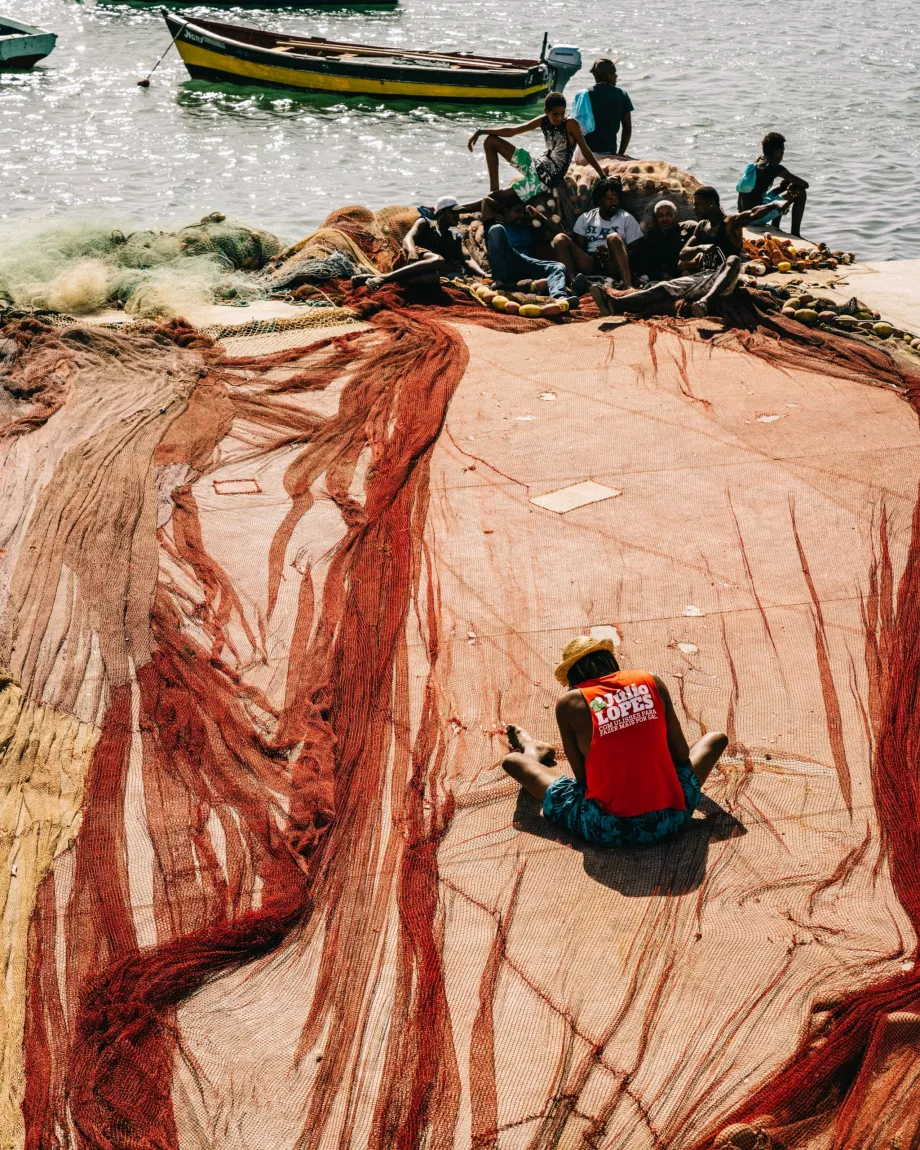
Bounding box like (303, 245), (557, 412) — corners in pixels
(583, 58), (634, 158)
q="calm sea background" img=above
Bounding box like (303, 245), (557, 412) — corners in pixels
(2, 0), (919, 259)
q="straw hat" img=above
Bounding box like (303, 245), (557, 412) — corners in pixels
(554, 635), (617, 686)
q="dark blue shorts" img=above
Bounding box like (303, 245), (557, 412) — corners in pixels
(541, 765), (702, 847)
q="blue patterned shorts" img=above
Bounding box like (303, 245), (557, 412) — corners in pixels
(542, 765), (702, 847)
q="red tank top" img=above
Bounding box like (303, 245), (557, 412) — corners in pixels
(578, 670), (685, 817)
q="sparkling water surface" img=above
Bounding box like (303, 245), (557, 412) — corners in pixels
(2, 0), (919, 258)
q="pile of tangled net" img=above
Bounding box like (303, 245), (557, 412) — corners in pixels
(0, 212), (281, 319)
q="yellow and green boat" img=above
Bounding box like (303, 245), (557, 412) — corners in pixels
(164, 12), (551, 105)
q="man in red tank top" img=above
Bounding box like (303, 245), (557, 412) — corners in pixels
(501, 636), (728, 846)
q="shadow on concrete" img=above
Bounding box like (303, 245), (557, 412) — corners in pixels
(512, 789), (746, 897)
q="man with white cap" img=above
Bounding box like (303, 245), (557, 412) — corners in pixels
(352, 196), (485, 290)
(502, 636), (728, 846)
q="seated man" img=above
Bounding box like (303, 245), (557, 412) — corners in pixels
(737, 131), (809, 236)
(590, 185), (791, 318)
(502, 636), (727, 847)
(552, 176), (641, 289)
(482, 193), (571, 302)
(352, 196), (484, 289)
(468, 91), (606, 203)
(628, 198), (692, 282)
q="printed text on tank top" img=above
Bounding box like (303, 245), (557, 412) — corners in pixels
(590, 681), (656, 735)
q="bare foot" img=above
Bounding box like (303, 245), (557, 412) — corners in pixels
(506, 724), (556, 765)
(691, 298), (710, 318)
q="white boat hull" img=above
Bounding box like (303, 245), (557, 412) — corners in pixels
(0, 16), (56, 67)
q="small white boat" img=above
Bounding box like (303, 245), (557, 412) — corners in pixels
(0, 16), (56, 68)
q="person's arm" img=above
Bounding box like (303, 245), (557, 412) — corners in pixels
(572, 214), (589, 253)
(555, 695), (587, 786)
(618, 110), (632, 157)
(461, 242), (486, 278)
(777, 165), (809, 189)
(734, 199), (791, 229)
(678, 222), (709, 270)
(621, 211), (643, 245)
(402, 217), (426, 260)
(652, 676), (691, 767)
(468, 116), (542, 151)
(525, 203), (563, 238)
(567, 119), (606, 180)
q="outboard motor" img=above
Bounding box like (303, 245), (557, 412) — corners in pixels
(545, 44), (582, 93)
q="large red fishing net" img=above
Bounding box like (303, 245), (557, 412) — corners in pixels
(2, 281), (919, 1149)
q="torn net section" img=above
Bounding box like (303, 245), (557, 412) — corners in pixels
(4, 289), (920, 1150)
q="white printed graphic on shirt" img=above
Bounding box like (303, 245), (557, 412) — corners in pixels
(573, 207), (643, 253)
(590, 682), (657, 736)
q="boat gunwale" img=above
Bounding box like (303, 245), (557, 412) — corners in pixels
(166, 12), (543, 73)
(0, 16), (54, 35)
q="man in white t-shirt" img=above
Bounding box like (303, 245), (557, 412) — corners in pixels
(552, 177), (642, 289)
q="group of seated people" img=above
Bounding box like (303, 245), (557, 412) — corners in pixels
(353, 76), (810, 321)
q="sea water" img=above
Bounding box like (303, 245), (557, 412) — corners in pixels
(1, 0), (918, 259)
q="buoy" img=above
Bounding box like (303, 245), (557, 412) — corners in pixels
(873, 321), (893, 339)
(818, 311), (837, 324)
(503, 301), (521, 315)
(518, 304), (543, 318)
(794, 308), (819, 327)
(491, 295), (509, 311)
(781, 308), (797, 319)
(776, 261), (791, 273)
(836, 315), (859, 329)
(541, 303), (563, 317)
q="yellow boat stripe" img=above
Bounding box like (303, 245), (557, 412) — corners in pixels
(176, 42), (547, 100)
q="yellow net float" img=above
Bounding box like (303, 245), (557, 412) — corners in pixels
(471, 282), (570, 319)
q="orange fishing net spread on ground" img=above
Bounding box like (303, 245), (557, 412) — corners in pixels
(2, 285), (920, 1150)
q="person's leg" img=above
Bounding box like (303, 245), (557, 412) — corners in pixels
(790, 188), (807, 236)
(537, 258), (569, 299)
(604, 233), (633, 288)
(691, 255), (742, 317)
(589, 282), (671, 316)
(502, 724), (561, 802)
(686, 731), (728, 786)
(551, 234), (595, 281)
(486, 224), (516, 285)
(483, 135), (517, 192)
(489, 229), (568, 299)
(509, 251), (568, 298)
